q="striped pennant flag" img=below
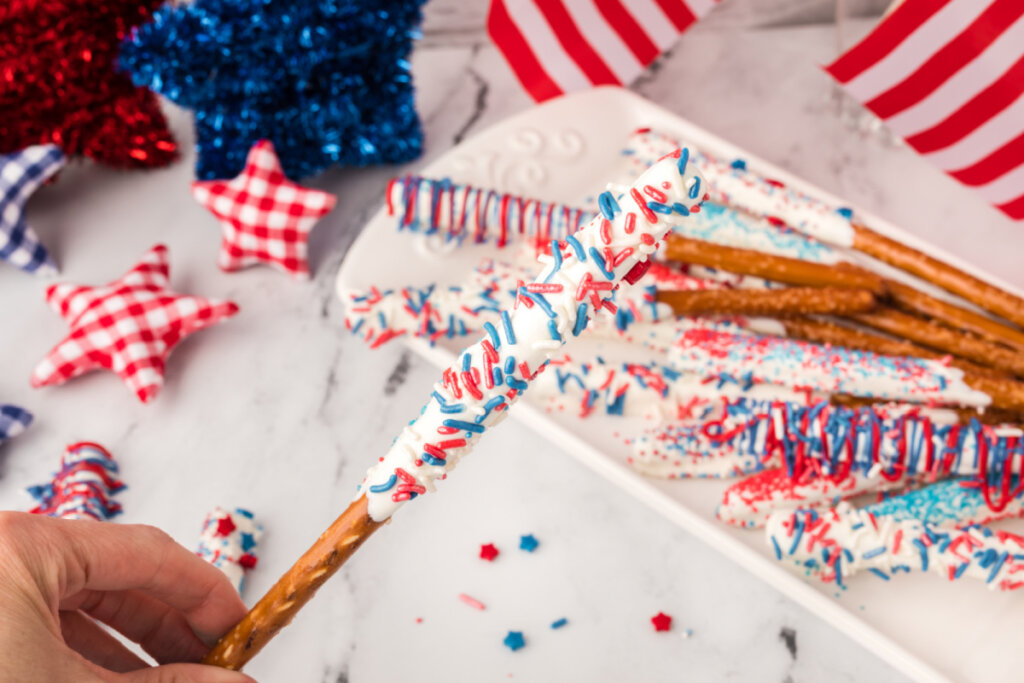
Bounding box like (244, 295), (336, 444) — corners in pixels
(487, 0), (719, 102)
(826, 0), (1024, 221)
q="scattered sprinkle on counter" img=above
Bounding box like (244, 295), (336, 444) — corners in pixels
(550, 618), (568, 630)
(480, 543), (500, 561)
(651, 612), (673, 632)
(458, 593), (486, 611)
(503, 631), (526, 651)
(519, 534), (539, 552)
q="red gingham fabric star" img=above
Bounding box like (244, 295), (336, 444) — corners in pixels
(31, 245), (238, 404)
(191, 140), (337, 279)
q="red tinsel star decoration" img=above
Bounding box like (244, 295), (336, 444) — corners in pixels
(192, 140), (337, 279)
(31, 245), (238, 403)
(651, 612), (673, 632)
(0, 0), (177, 168)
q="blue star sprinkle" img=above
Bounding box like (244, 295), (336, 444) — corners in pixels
(503, 631), (525, 652)
(0, 405), (32, 447)
(0, 145), (64, 275)
(120, 0), (427, 180)
(519, 534), (539, 552)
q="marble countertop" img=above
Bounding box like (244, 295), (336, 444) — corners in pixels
(2, 2), (1017, 681)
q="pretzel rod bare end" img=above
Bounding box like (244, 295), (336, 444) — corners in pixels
(203, 495), (382, 671)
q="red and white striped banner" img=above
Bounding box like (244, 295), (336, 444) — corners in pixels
(487, 0), (719, 102)
(826, 0), (1024, 221)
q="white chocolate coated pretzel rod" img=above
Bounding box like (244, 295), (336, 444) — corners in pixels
(204, 149), (709, 670)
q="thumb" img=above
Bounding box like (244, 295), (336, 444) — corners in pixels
(116, 662), (257, 683)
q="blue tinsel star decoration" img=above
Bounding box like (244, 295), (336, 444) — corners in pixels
(119, 0), (427, 181)
(0, 405), (33, 447)
(0, 145), (64, 276)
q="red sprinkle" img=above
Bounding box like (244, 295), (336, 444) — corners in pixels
(458, 593), (487, 611)
(480, 543), (499, 561)
(651, 612), (673, 632)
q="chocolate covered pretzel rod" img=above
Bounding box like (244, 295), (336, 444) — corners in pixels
(204, 150), (708, 670)
(624, 128), (1024, 334)
(664, 235), (886, 294)
(669, 328), (1024, 412)
(772, 317), (1007, 380)
(656, 286), (876, 317)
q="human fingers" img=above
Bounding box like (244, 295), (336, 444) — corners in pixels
(45, 518), (247, 644)
(62, 588), (207, 664)
(59, 609), (149, 673)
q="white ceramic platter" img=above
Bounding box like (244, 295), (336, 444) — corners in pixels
(337, 87), (1024, 683)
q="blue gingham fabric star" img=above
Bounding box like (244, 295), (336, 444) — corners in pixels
(0, 405), (33, 447)
(1, 145), (64, 276)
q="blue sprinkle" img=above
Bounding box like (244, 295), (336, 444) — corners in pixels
(677, 147), (690, 175)
(954, 562), (969, 579)
(867, 568), (890, 581)
(483, 322), (501, 349)
(501, 310), (516, 345)
(521, 289), (556, 318)
(647, 201), (673, 215)
(837, 207), (853, 219)
(503, 631), (525, 652)
(565, 234), (586, 261)
(443, 419), (484, 433)
(547, 319), (562, 341)
(544, 240), (562, 283)
(492, 367), (503, 385)
(350, 318), (364, 335)
(484, 396), (505, 411)
(588, 247), (614, 279)
(862, 547), (887, 559)
(598, 191), (620, 220)
(550, 618), (568, 630)
(519, 534), (539, 552)
(987, 551), (1008, 583)
(573, 302), (589, 336)
(504, 356), (516, 375)
(461, 353), (471, 372)
(421, 452), (445, 466)
(671, 202), (690, 215)
(771, 536), (782, 560)
(506, 376), (528, 391)
(730, 158), (746, 170)
(689, 177), (701, 200)
(369, 474), (397, 493)
(913, 539), (929, 572)
(432, 391), (463, 414)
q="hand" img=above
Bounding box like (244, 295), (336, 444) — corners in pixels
(0, 511), (256, 682)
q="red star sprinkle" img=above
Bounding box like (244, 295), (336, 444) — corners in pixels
(31, 245), (238, 403)
(192, 140), (337, 279)
(479, 543), (499, 561)
(216, 515), (237, 537)
(238, 553), (258, 569)
(651, 612), (673, 632)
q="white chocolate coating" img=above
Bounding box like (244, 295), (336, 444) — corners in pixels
(358, 150), (707, 520)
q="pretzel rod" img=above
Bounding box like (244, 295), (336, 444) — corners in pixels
(664, 235), (886, 294)
(829, 394), (1023, 426)
(205, 151), (708, 670)
(670, 327), (1024, 412)
(655, 286), (876, 317)
(623, 129), (1024, 335)
(851, 307), (1024, 378)
(851, 223), (1024, 329)
(767, 504), (1024, 590)
(775, 317), (1005, 379)
(203, 495), (382, 668)
(885, 279), (1024, 352)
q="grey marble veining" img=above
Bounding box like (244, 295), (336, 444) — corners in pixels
(5, 1), (1014, 681)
